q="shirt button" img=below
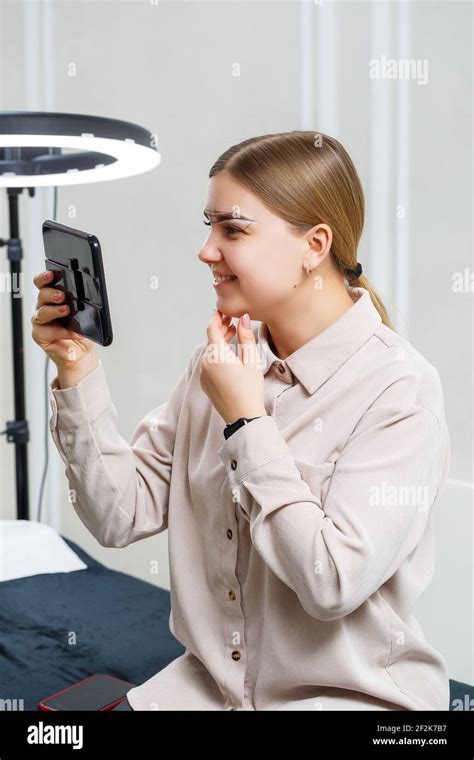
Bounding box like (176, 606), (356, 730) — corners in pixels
(231, 460), (237, 470)
(228, 589), (236, 601)
(226, 529), (233, 539)
(231, 650), (241, 661)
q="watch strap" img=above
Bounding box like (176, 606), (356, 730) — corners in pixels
(223, 416), (262, 440)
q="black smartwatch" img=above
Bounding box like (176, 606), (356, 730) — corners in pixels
(223, 416), (262, 440)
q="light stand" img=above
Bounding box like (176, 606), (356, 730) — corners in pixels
(0, 112), (160, 520)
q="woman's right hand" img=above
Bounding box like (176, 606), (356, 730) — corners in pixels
(31, 270), (99, 378)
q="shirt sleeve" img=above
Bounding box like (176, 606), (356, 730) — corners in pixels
(218, 400), (448, 622)
(49, 343), (205, 548)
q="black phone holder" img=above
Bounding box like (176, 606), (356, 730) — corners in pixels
(46, 259), (102, 306)
(45, 258), (108, 344)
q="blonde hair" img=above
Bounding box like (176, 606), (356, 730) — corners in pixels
(209, 130), (394, 330)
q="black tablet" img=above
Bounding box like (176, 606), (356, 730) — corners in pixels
(42, 219), (113, 346)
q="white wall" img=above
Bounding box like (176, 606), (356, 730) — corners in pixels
(0, 0), (471, 685)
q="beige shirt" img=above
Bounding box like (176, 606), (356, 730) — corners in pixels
(48, 286), (451, 711)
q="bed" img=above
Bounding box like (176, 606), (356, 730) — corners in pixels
(0, 535), (472, 711)
(0, 536), (184, 710)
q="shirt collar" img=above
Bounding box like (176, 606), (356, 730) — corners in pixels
(256, 287), (382, 395)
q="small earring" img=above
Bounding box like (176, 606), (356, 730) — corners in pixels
(306, 266), (312, 277)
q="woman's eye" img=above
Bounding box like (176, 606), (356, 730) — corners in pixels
(202, 220), (242, 236)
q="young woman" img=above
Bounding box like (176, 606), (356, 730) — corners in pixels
(32, 131), (451, 711)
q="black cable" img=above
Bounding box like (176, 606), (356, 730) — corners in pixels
(36, 185), (58, 523)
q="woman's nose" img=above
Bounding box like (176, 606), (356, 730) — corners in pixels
(197, 245), (222, 265)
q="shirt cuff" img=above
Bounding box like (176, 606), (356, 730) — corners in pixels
(49, 359), (112, 430)
(218, 415), (292, 486)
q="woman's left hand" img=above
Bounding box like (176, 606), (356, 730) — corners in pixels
(199, 310), (268, 423)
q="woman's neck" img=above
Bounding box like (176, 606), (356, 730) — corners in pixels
(266, 283), (357, 361)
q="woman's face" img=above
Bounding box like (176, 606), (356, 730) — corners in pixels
(197, 172), (332, 322)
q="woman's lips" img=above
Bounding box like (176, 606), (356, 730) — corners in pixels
(213, 277), (238, 288)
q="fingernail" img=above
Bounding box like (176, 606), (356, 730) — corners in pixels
(44, 271), (51, 279)
(242, 313), (250, 328)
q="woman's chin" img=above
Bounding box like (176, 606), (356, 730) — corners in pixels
(216, 297), (245, 316)
(216, 303), (247, 318)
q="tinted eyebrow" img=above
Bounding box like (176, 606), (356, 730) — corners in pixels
(203, 209), (257, 223)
